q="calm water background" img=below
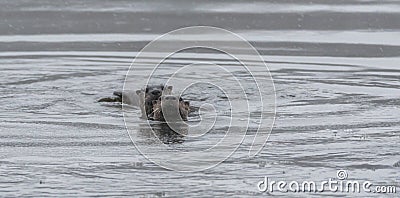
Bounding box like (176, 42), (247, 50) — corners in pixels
(0, 0), (399, 197)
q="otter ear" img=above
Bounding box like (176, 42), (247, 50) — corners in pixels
(163, 86), (173, 95)
(184, 101), (190, 106)
(136, 90), (142, 95)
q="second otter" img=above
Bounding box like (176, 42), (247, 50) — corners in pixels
(152, 95), (190, 121)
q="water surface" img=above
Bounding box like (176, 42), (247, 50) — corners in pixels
(0, 0), (399, 197)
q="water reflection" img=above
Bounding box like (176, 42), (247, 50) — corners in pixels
(138, 122), (188, 144)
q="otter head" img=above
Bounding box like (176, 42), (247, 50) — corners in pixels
(160, 95), (180, 108)
(136, 84), (173, 100)
(144, 84), (163, 99)
(136, 84), (174, 119)
(153, 95), (190, 121)
(151, 95), (181, 121)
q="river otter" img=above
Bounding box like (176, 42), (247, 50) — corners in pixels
(152, 95), (190, 121)
(99, 84), (189, 121)
(136, 84), (173, 119)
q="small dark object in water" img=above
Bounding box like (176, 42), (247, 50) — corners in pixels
(394, 160), (400, 167)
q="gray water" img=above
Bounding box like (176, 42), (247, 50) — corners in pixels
(1, 0), (399, 197)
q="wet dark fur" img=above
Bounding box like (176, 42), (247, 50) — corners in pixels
(137, 84), (173, 119)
